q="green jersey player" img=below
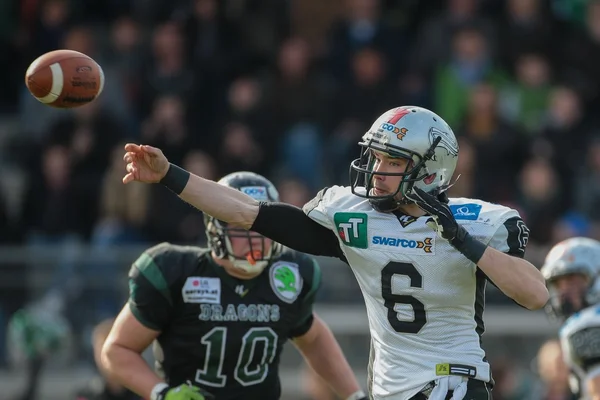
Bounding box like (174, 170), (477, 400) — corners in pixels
(102, 172), (366, 400)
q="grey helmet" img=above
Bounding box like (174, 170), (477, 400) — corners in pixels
(204, 171), (282, 274)
(541, 237), (600, 319)
(349, 106), (459, 212)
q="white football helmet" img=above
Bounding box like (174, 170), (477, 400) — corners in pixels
(541, 237), (600, 319)
(350, 106), (459, 212)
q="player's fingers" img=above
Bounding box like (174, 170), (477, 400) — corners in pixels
(126, 162), (138, 176)
(141, 144), (161, 155)
(124, 143), (142, 152)
(125, 152), (138, 163)
(122, 173), (134, 184)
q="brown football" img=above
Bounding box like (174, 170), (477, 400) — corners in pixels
(25, 49), (104, 108)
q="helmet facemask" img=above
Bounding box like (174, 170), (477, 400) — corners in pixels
(349, 136), (443, 212)
(545, 270), (593, 320)
(205, 216), (281, 274)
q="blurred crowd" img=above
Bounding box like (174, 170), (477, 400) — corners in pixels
(0, 0), (597, 247)
(0, 0), (598, 253)
(1, 0), (599, 398)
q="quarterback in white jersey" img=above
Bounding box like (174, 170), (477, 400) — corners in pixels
(304, 186), (528, 398)
(542, 238), (600, 400)
(122, 105), (549, 400)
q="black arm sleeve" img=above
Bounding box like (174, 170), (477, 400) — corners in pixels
(250, 202), (346, 261)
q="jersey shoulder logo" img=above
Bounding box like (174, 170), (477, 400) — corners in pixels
(269, 261), (303, 303)
(450, 204), (482, 220)
(334, 212), (368, 248)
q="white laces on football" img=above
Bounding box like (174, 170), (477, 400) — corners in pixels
(428, 376), (468, 400)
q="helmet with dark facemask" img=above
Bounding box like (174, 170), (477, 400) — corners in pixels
(204, 172), (282, 274)
(541, 237), (600, 320)
(349, 106), (459, 212)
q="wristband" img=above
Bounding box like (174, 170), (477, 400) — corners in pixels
(150, 382), (169, 400)
(451, 226), (487, 264)
(346, 390), (367, 400)
(159, 163), (190, 195)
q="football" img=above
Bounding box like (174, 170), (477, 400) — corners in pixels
(25, 49), (104, 108)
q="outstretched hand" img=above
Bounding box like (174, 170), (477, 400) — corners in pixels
(122, 143), (170, 184)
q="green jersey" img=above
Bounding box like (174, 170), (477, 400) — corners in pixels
(128, 243), (321, 400)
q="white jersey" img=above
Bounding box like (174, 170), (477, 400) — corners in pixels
(560, 304), (600, 400)
(303, 186), (529, 400)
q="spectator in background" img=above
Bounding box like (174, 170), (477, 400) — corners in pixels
(328, 47), (393, 183)
(267, 36), (326, 136)
(178, 0), (240, 126)
(499, 53), (553, 135)
(140, 22), (195, 117)
(218, 122), (265, 176)
(489, 357), (537, 400)
(414, 0), (496, 76)
(140, 95), (190, 166)
(434, 25), (509, 127)
(94, 142), (149, 244)
(217, 75), (269, 157)
(497, 0), (557, 71)
(99, 15), (144, 131)
(266, 36), (328, 189)
(44, 100), (124, 238)
(27, 0), (71, 59)
(574, 138), (600, 227)
(326, 0), (404, 83)
(535, 86), (592, 208)
(21, 145), (87, 241)
(515, 158), (563, 245)
(560, 0), (600, 112)
(277, 178), (312, 208)
(457, 82), (525, 204)
(224, 0), (291, 68)
(181, 0), (243, 79)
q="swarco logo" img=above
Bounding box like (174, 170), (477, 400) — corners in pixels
(372, 236), (434, 253)
(334, 212), (368, 249)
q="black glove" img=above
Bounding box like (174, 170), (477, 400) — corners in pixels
(404, 187), (487, 264)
